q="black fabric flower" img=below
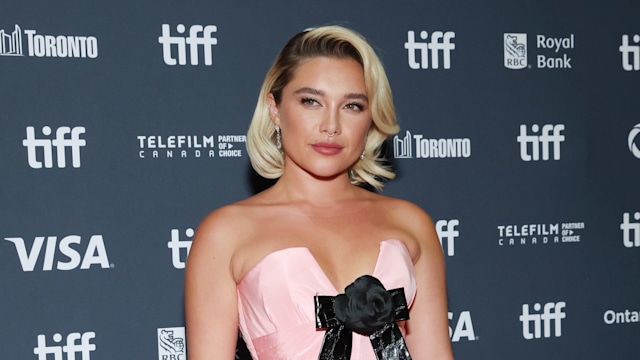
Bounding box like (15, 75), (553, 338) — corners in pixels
(333, 275), (396, 335)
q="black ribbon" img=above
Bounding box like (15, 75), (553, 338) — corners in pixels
(315, 286), (412, 360)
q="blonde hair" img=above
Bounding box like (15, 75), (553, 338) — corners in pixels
(246, 25), (399, 190)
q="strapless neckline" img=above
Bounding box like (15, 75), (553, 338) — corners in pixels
(239, 239), (409, 294)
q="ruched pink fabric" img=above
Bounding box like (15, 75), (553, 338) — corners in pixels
(237, 239), (417, 360)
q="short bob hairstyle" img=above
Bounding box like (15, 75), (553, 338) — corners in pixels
(246, 25), (399, 190)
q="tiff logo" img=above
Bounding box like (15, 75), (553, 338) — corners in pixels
(23, 126), (86, 169)
(517, 124), (565, 161)
(0, 24), (23, 56)
(405, 30), (455, 69)
(620, 34), (640, 71)
(158, 24), (217, 66)
(436, 219), (459, 256)
(33, 332), (96, 360)
(621, 212), (640, 248)
(168, 228), (193, 269)
(520, 301), (566, 340)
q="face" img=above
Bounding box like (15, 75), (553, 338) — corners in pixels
(269, 57), (371, 180)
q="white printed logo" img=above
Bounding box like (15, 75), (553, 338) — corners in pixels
(138, 134), (215, 159)
(33, 332), (96, 360)
(393, 130), (471, 159)
(4, 235), (111, 271)
(158, 327), (186, 360)
(504, 33), (574, 70)
(0, 24), (97, 58)
(436, 219), (459, 256)
(520, 301), (566, 340)
(628, 123), (640, 158)
(504, 33), (527, 69)
(448, 311), (476, 342)
(158, 24), (217, 66)
(168, 228), (193, 269)
(217, 135), (246, 158)
(405, 30), (455, 69)
(497, 222), (584, 246)
(604, 309), (640, 325)
(0, 24), (23, 56)
(620, 34), (640, 71)
(517, 124), (565, 161)
(23, 126), (86, 168)
(621, 212), (640, 248)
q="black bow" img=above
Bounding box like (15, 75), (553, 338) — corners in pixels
(314, 276), (412, 360)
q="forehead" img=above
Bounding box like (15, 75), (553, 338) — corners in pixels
(286, 56), (366, 92)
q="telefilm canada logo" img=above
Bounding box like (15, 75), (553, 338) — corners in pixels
(158, 327), (186, 360)
(159, 24), (217, 66)
(137, 134), (245, 159)
(629, 123), (640, 159)
(504, 32), (575, 69)
(520, 301), (566, 340)
(0, 24), (98, 59)
(497, 221), (584, 246)
(23, 126), (86, 169)
(33, 331), (96, 360)
(393, 130), (471, 159)
(168, 228), (193, 269)
(620, 34), (639, 71)
(4, 234), (112, 272)
(405, 30), (455, 69)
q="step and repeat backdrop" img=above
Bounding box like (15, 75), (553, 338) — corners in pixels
(1, 0), (639, 359)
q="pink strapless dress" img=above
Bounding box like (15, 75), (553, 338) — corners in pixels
(237, 239), (417, 360)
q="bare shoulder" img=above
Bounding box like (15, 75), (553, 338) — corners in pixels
(371, 193), (438, 262)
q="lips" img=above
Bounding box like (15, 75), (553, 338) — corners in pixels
(312, 142), (344, 155)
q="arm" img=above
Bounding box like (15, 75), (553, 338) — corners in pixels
(185, 209), (240, 359)
(402, 205), (454, 359)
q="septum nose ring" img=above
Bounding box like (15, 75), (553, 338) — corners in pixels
(327, 131), (336, 137)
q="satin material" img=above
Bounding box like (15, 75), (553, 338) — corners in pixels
(237, 239), (417, 360)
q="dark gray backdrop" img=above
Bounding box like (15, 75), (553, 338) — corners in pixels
(1, 1), (639, 359)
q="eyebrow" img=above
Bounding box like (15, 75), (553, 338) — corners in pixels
(293, 87), (369, 103)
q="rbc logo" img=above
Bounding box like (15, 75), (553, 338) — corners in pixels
(23, 126), (86, 168)
(517, 124), (565, 161)
(168, 228), (193, 269)
(4, 235), (110, 271)
(157, 327), (186, 360)
(504, 33), (527, 69)
(436, 219), (459, 256)
(405, 30), (455, 69)
(520, 301), (566, 339)
(158, 24), (217, 66)
(620, 34), (640, 71)
(33, 332), (96, 360)
(621, 212), (640, 248)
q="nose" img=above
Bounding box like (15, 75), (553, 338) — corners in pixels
(321, 107), (341, 136)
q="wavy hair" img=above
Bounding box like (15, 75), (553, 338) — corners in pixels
(246, 25), (399, 190)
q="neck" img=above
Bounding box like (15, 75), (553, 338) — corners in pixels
(272, 167), (360, 206)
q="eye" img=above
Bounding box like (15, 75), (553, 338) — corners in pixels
(345, 102), (365, 111)
(300, 97), (320, 106)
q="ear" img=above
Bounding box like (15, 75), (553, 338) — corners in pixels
(267, 93), (280, 126)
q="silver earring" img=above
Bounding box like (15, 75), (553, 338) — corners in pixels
(360, 151), (365, 161)
(275, 125), (281, 149)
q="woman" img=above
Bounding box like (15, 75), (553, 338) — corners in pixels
(185, 25), (454, 360)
